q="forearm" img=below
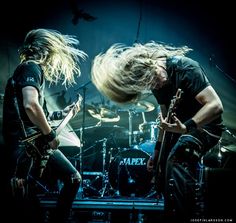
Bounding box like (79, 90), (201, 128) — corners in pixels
(24, 102), (52, 135)
(192, 101), (223, 127)
(192, 85), (223, 128)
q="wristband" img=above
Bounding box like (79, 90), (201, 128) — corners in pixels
(154, 141), (162, 150)
(43, 129), (56, 142)
(184, 119), (197, 133)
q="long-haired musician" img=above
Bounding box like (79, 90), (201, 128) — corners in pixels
(2, 28), (87, 223)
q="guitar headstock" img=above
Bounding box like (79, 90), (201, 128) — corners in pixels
(175, 88), (183, 101)
(76, 93), (83, 106)
(71, 93), (83, 115)
(169, 88), (183, 114)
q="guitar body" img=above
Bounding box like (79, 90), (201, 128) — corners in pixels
(25, 135), (51, 157)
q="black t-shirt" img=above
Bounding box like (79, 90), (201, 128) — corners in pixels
(152, 56), (224, 134)
(2, 61), (47, 141)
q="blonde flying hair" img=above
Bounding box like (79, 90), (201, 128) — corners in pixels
(19, 28), (87, 86)
(91, 41), (192, 103)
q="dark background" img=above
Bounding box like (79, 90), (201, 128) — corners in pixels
(1, 0), (236, 153)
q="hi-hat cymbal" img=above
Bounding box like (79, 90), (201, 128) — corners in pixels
(118, 100), (155, 113)
(87, 105), (120, 122)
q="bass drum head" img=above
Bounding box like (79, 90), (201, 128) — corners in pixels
(108, 148), (153, 197)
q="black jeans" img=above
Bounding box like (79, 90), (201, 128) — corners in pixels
(164, 130), (221, 222)
(5, 141), (81, 223)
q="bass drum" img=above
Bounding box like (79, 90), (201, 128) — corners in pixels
(108, 148), (153, 197)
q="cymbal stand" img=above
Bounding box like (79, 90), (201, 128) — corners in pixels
(75, 81), (91, 199)
(128, 109), (135, 147)
(98, 138), (111, 197)
(141, 112), (147, 123)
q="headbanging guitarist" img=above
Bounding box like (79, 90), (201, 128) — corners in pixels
(2, 29), (87, 223)
(90, 41), (224, 222)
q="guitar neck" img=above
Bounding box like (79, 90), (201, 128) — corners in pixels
(52, 94), (82, 135)
(55, 107), (74, 135)
(156, 88), (182, 171)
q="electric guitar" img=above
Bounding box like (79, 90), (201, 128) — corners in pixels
(154, 88), (183, 195)
(20, 93), (83, 158)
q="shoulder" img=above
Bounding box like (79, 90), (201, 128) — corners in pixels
(13, 61), (43, 87)
(18, 61), (42, 73)
(168, 56), (199, 69)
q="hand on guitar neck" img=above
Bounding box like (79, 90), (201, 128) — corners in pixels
(61, 94), (82, 119)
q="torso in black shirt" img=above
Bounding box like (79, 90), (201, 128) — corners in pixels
(152, 56), (224, 134)
(2, 61), (47, 141)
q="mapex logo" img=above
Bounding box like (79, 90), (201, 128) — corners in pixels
(119, 158), (146, 166)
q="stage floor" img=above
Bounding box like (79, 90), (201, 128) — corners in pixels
(38, 193), (165, 223)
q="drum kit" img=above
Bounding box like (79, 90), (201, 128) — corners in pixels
(72, 99), (159, 198)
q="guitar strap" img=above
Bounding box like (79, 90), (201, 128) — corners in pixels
(11, 77), (28, 138)
(10, 78), (34, 197)
(11, 78), (42, 161)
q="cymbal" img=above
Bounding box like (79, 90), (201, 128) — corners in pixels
(118, 100), (155, 113)
(87, 106), (120, 122)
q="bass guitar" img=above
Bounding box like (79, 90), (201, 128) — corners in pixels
(154, 88), (183, 195)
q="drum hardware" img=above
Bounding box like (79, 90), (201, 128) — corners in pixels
(139, 121), (158, 142)
(73, 81), (94, 198)
(141, 111), (146, 123)
(128, 110), (135, 147)
(72, 137), (112, 198)
(132, 131), (142, 145)
(138, 121), (159, 154)
(127, 109), (144, 147)
(101, 138), (108, 186)
(116, 100), (155, 147)
(88, 137), (114, 198)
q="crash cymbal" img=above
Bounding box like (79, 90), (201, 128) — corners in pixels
(118, 100), (155, 113)
(87, 106), (120, 122)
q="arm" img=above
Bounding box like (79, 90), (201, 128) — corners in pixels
(22, 86), (59, 149)
(160, 86), (223, 134)
(192, 85), (223, 127)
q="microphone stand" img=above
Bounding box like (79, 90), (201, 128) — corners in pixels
(210, 55), (236, 84)
(75, 80), (92, 199)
